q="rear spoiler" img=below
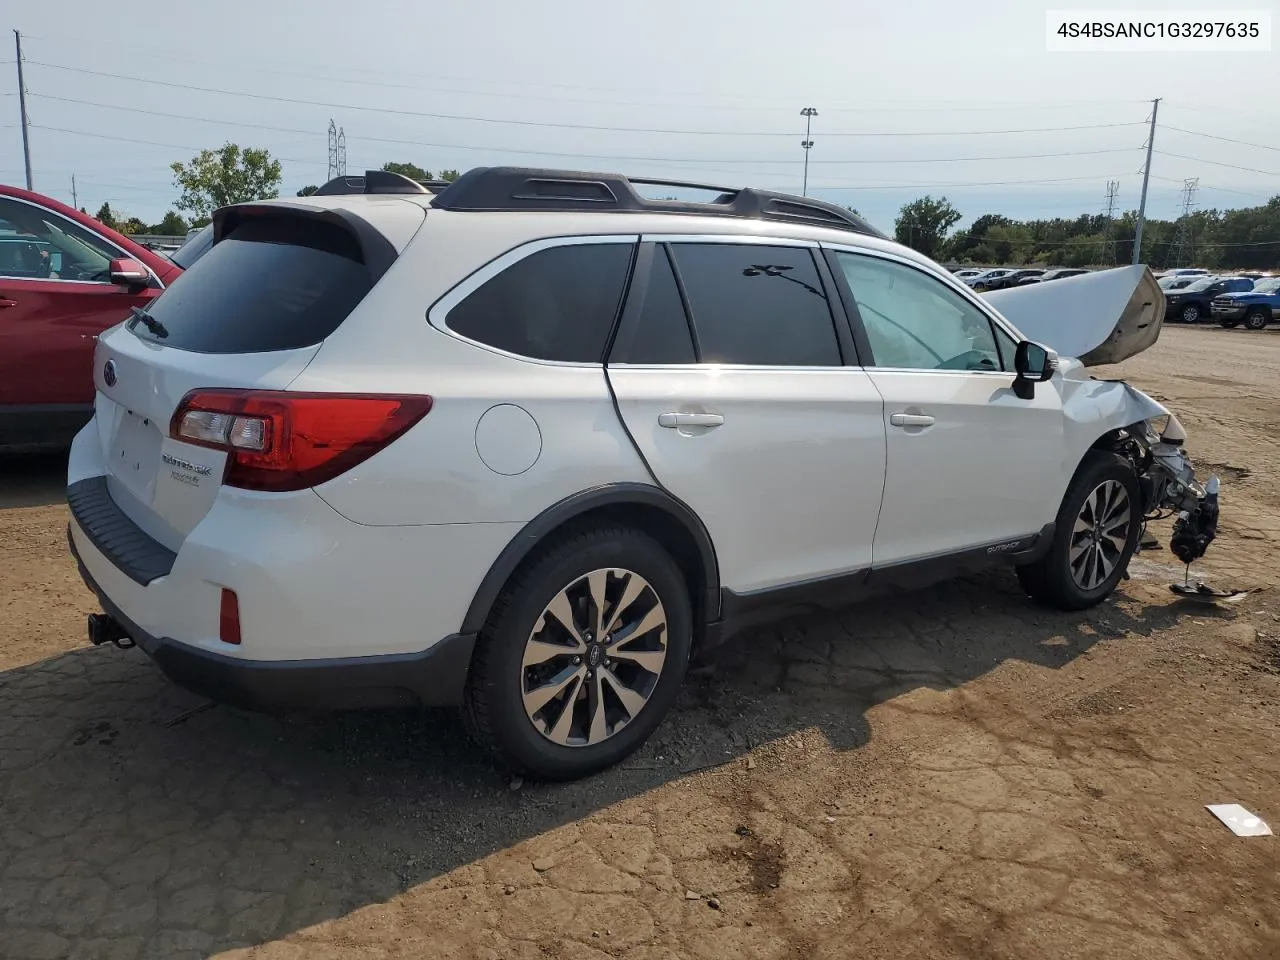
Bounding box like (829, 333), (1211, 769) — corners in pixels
(210, 203), (400, 284)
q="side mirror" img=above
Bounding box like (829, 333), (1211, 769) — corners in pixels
(109, 257), (150, 289)
(1013, 340), (1058, 399)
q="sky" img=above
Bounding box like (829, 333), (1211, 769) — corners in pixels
(3, 0), (1278, 233)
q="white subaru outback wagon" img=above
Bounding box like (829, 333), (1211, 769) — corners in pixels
(67, 167), (1220, 780)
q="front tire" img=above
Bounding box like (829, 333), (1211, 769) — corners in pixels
(1017, 452), (1141, 611)
(1180, 303), (1202, 324)
(463, 525), (692, 781)
(1244, 308), (1270, 331)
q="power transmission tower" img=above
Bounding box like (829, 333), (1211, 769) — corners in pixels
(327, 120), (339, 180)
(1169, 178), (1199, 268)
(1101, 180), (1119, 265)
(336, 126), (347, 177)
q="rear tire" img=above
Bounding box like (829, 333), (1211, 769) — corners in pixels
(1244, 308), (1270, 331)
(463, 525), (692, 781)
(1017, 452), (1141, 612)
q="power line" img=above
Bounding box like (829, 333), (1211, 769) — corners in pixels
(21, 32), (1151, 114)
(25, 99), (1142, 167)
(1153, 150), (1280, 177)
(22, 60), (1149, 139)
(29, 124), (329, 166)
(1148, 174), (1277, 201)
(1161, 124), (1280, 154)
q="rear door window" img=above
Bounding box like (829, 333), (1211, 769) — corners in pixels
(446, 242), (634, 363)
(130, 216), (372, 354)
(668, 243), (841, 366)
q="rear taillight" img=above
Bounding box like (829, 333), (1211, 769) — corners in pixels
(170, 390), (432, 492)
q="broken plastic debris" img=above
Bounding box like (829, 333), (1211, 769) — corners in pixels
(1170, 582), (1249, 604)
(1206, 804), (1272, 837)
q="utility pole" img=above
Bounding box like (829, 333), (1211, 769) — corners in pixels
(1132, 97), (1160, 266)
(800, 106), (817, 197)
(13, 30), (33, 190)
(71, 173), (77, 208)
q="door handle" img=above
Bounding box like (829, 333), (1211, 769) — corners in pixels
(0, 298), (18, 309)
(658, 412), (724, 429)
(890, 413), (935, 428)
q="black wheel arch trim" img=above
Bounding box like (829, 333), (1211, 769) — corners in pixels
(460, 483), (721, 636)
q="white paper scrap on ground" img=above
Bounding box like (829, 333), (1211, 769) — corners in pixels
(1206, 804), (1272, 837)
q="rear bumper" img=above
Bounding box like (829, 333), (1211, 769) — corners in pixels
(69, 526), (476, 710)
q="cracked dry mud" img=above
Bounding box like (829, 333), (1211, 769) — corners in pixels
(2, 325), (1279, 959)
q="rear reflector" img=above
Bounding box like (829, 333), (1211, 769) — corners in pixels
(219, 588), (242, 645)
(170, 390), (432, 492)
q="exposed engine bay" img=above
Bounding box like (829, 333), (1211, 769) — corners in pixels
(1105, 409), (1220, 574)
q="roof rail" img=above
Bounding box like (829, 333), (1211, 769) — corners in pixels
(429, 166), (887, 238)
(312, 170), (453, 197)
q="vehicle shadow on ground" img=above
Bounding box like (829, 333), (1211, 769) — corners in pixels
(0, 570), (1205, 956)
(0, 450), (68, 509)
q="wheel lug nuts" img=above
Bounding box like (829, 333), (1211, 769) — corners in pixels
(573, 656), (581, 664)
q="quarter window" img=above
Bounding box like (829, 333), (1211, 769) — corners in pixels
(834, 252), (1003, 372)
(447, 242), (634, 363)
(668, 243), (842, 366)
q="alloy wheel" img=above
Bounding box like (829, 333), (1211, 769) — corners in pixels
(1181, 305), (1200, 323)
(520, 568), (668, 747)
(1069, 479), (1132, 591)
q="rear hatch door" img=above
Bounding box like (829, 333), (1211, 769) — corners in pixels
(89, 203), (421, 550)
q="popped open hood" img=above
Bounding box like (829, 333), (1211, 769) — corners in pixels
(984, 264), (1164, 366)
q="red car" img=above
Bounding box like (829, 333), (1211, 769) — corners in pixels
(0, 184), (184, 451)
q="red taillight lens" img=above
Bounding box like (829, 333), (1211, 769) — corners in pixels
(219, 588), (242, 645)
(170, 390), (432, 492)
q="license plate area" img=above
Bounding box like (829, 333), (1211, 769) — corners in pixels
(108, 409), (163, 504)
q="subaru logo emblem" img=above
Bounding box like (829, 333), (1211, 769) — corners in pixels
(103, 359), (117, 388)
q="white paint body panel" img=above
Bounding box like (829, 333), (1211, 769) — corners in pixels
(867, 370), (1066, 563)
(607, 365), (887, 592)
(985, 264), (1165, 366)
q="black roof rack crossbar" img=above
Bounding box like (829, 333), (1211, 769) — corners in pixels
(429, 166), (886, 238)
(312, 170), (452, 197)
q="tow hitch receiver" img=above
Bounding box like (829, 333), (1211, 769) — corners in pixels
(88, 613), (136, 649)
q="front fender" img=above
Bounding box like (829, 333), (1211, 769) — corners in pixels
(1058, 359), (1170, 472)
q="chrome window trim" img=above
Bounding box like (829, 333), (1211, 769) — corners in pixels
(0, 194), (165, 289)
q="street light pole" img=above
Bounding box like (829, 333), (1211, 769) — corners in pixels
(800, 106), (818, 197)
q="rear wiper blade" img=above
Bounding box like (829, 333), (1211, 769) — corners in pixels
(129, 306), (168, 339)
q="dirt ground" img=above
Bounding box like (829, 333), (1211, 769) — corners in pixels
(2, 325), (1279, 960)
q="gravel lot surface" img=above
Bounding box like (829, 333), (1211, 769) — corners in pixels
(2, 325), (1278, 959)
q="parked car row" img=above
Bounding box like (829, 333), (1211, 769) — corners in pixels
(947, 266), (1090, 292)
(1159, 273), (1278, 327)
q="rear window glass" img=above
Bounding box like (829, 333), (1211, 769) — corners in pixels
(169, 224), (213, 271)
(131, 217), (372, 354)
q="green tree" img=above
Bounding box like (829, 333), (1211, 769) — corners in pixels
(894, 196), (961, 259)
(95, 202), (117, 231)
(381, 161), (433, 181)
(149, 211), (188, 236)
(439, 169), (461, 183)
(118, 217), (147, 236)
(170, 143), (283, 227)
(296, 185), (320, 197)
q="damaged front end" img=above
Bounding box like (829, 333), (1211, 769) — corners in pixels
(1105, 408), (1220, 572)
